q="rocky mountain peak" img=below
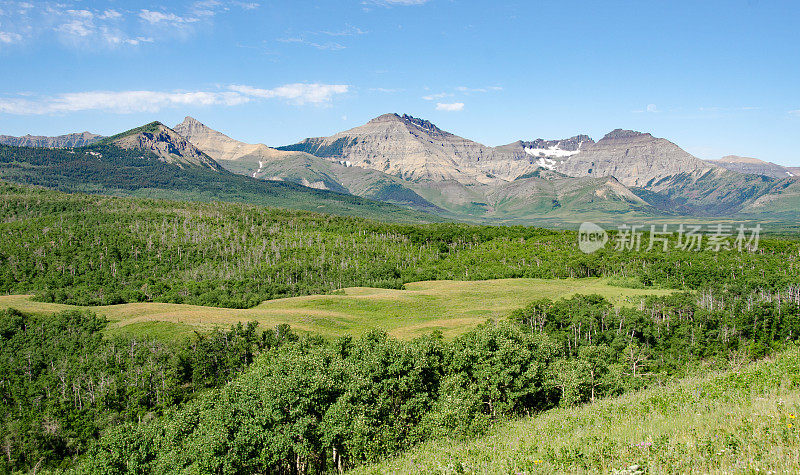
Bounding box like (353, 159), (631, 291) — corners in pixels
(368, 113), (403, 123)
(521, 135), (595, 152)
(367, 113), (449, 136)
(280, 113), (539, 183)
(174, 117), (314, 167)
(106, 122), (222, 171)
(600, 129), (653, 141)
(399, 114), (448, 136)
(181, 116), (202, 125)
(176, 116), (206, 131)
(174, 116), (218, 139)
(554, 129), (712, 187)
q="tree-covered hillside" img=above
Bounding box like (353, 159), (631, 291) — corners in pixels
(60, 288), (800, 473)
(0, 143), (437, 223)
(1, 182), (799, 308)
(1, 183), (799, 473)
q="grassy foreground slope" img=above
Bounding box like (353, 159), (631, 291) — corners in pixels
(0, 278), (672, 340)
(355, 346), (800, 474)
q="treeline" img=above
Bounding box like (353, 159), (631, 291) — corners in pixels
(1, 183), (798, 308)
(71, 288), (800, 474)
(0, 309), (297, 472)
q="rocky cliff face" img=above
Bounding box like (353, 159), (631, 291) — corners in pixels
(174, 116), (267, 161)
(499, 135), (594, 157)
(0, 131), (103, 148)
(108, 122), (222, 171)
(708, 155), (795, 179)
(554, 129), (715, 187)
(279, 113), (538, 184)
(173, 116), (317, 168)
(497, 135), (595, 173)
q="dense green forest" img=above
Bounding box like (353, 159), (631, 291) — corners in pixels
(0, 309), (298, 472)
(2, 287), (797, 473)
(1, 183), (800, 473)
(1, 182), (799, 308)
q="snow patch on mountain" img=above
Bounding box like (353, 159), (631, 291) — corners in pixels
(253, 160), (266, 178)
(535, 157), (557, 170)
(524, 146), (582, 158)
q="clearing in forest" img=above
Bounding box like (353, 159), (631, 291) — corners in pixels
(0, 278), (673, 340)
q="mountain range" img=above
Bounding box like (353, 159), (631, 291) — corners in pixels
(0, 131), (102, 148)
(1, 113), (798, 225)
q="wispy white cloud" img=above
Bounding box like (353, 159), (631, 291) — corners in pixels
(228, 83), (350, 105)
(0, 90), (247, 114)
(424, 86), (499, 101)
(139, 10), (199, 24)
(0, 83), (350, 115)
(321, 25), (367, 36)
(436, 102), (464, 112)
(52, 8), (147, 47)
(278, 36), (346, 51)
(789, 110), (800, 116)
(422, 92), (451, 101)
(632, 103), (661, 113)
(278, 24), (366, 51)
(0, 1), (259, 50)
(233, 2), (261, 10)
(0, 31), (23, 44)
(56, 10), (95, 38)
(98, 10), (122, 20)
(455, 86), (502, 93)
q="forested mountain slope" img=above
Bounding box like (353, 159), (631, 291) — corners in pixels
(0, 141), (436, 223)
(1, 182), (798, 308)
(1, 183), (800, 473)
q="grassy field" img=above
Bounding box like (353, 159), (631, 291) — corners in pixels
(353, 345), (800, 474)
(0, 278), (672, 340)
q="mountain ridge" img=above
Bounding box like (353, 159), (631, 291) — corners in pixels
(0, 131), (103, 148)
(99, 121), (223, 171)
(552, 128), (717, 187)
(278, 113), (538, 184)
(4, 114), (800, 224)
(708, 155), (796, 179)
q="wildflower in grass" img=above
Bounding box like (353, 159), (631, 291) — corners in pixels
(789, 423), (793, 429)
(790, 413), (796, 420)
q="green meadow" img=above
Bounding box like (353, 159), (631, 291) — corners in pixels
(0, 277), (671, 340)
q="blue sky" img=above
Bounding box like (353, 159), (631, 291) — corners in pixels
(1, 0), (799, 165)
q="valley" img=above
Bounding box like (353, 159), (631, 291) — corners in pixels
(0, 278), (672, 340)
(1, 1), (798, 473)
(0, 160), (798, 474)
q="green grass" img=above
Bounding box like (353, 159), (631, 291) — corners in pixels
(352, 346), (800, 474)
(0, 278), (672, 340)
